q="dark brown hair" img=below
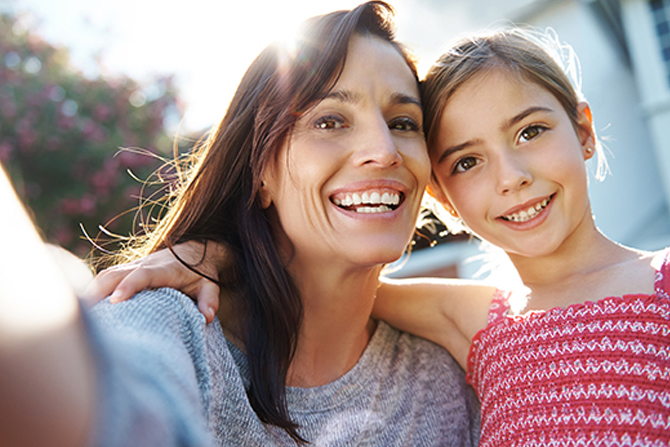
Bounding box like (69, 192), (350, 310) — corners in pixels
(116, 1), (417, 442)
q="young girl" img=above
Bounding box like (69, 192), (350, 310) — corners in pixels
(85, 28), (670, 446)
(374, 28), (670, 446)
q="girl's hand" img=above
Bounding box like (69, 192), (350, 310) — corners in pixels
(82, 241), (228, 323)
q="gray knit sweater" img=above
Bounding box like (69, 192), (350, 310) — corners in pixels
(88, 287), (480, 446)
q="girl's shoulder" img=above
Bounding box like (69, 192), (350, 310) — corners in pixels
(652, 247), (670, 298)
(651, 246), (670, 267)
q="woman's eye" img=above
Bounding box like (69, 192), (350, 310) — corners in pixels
(314, 116), (346, 130)
(518, 125), (546, 143)
(389, 117), (420, 132)
(453, 156), (478, 173)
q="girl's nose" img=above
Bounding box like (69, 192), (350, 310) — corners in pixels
(495, 151), (532, 195)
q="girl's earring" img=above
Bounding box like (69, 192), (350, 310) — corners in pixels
(584, 146), (594, 159)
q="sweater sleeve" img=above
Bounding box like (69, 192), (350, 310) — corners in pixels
(86, 288), (213, 447)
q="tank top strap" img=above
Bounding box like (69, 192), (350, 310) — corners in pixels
(654, 247), (670, 300)
(487, 289), (512, 326)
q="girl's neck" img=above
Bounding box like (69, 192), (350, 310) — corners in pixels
(507, 222), (654, 312)
(510, 225), (613, 285)
(286, 263), (382, 388)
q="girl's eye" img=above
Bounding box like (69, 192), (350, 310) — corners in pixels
(453, 156), (479, 173)
(389, 117), (420, 132)
(314, 116), (346, 130)
(518, 125), (546, 143)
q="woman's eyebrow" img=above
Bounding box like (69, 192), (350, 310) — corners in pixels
(390, 92), (421, 107)
(323, 90), (421, 107)
(324, 90), (361, 104)
(501, 106), (553, 131)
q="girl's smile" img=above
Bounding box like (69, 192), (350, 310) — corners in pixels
(430, 69), (595, 259)
(497, 194), (554, 229)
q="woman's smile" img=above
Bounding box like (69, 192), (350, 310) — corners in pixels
(261, 35), (429, 268)
(330, 181), (405, 215)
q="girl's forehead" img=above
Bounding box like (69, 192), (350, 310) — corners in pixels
(452, 67), (529, 97)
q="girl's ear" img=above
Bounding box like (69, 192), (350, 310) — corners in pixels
(576, 102), (596, 160)
(426, 182), (459, 218)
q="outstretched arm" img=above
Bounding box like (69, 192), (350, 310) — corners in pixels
(0, 166), (96, 447)
(374, 276), (495, 369)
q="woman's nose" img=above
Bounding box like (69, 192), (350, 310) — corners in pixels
(353, 118), (402, 168)
(495, 151), (532, 195)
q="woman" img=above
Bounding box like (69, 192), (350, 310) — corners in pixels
(3, 2), (479, 446)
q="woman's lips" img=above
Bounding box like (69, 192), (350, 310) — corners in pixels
(331, 188), (403, 214)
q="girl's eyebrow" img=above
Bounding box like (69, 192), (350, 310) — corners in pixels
(436, 139), (482, 165)
(501, 106), (553, 131)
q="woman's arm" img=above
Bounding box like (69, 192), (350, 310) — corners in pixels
(82, 241), (226, 323)
(0, 166), (96, 447)
(374, 277), (495, 369)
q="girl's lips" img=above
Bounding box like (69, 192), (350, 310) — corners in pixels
(497, 194), (554, 227)
(499, 194), (554, 220)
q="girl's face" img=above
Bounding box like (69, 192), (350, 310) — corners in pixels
(429, 69), (595, 259)
(261, 35), (430, 271)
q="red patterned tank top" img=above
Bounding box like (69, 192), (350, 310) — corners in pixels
(466, 251), (670, 446)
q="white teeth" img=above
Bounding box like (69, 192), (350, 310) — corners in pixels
(504, 198), (550, 223)
(356, 205), (391, 214)
(333, 190), (401, 212)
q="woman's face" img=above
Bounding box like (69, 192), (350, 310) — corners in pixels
(261, 35), (430, 272)
(429, 69), (594, 259)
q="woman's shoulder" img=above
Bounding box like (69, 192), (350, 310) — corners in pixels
(90, 287), (206, 338)
(383, 322), (465, 374)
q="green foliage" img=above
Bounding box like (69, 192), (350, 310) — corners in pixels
(0, 12), (183, 257)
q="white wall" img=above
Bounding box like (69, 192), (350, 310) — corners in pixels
(621, 0), (670, 247)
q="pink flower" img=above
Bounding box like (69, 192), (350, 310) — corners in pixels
(0, 97), (17, 118)
(0, 141), (13, 161)
(79, 194), (97, 216)
(93, 104), (113, 122)
(52, 226), (74, 246)
(60, 197), (80, 215)
(81, 119), (107, 143)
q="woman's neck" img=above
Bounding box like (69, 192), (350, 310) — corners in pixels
(286, 263), (382, 388)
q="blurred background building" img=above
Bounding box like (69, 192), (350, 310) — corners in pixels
(0, 0), (668, 278)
